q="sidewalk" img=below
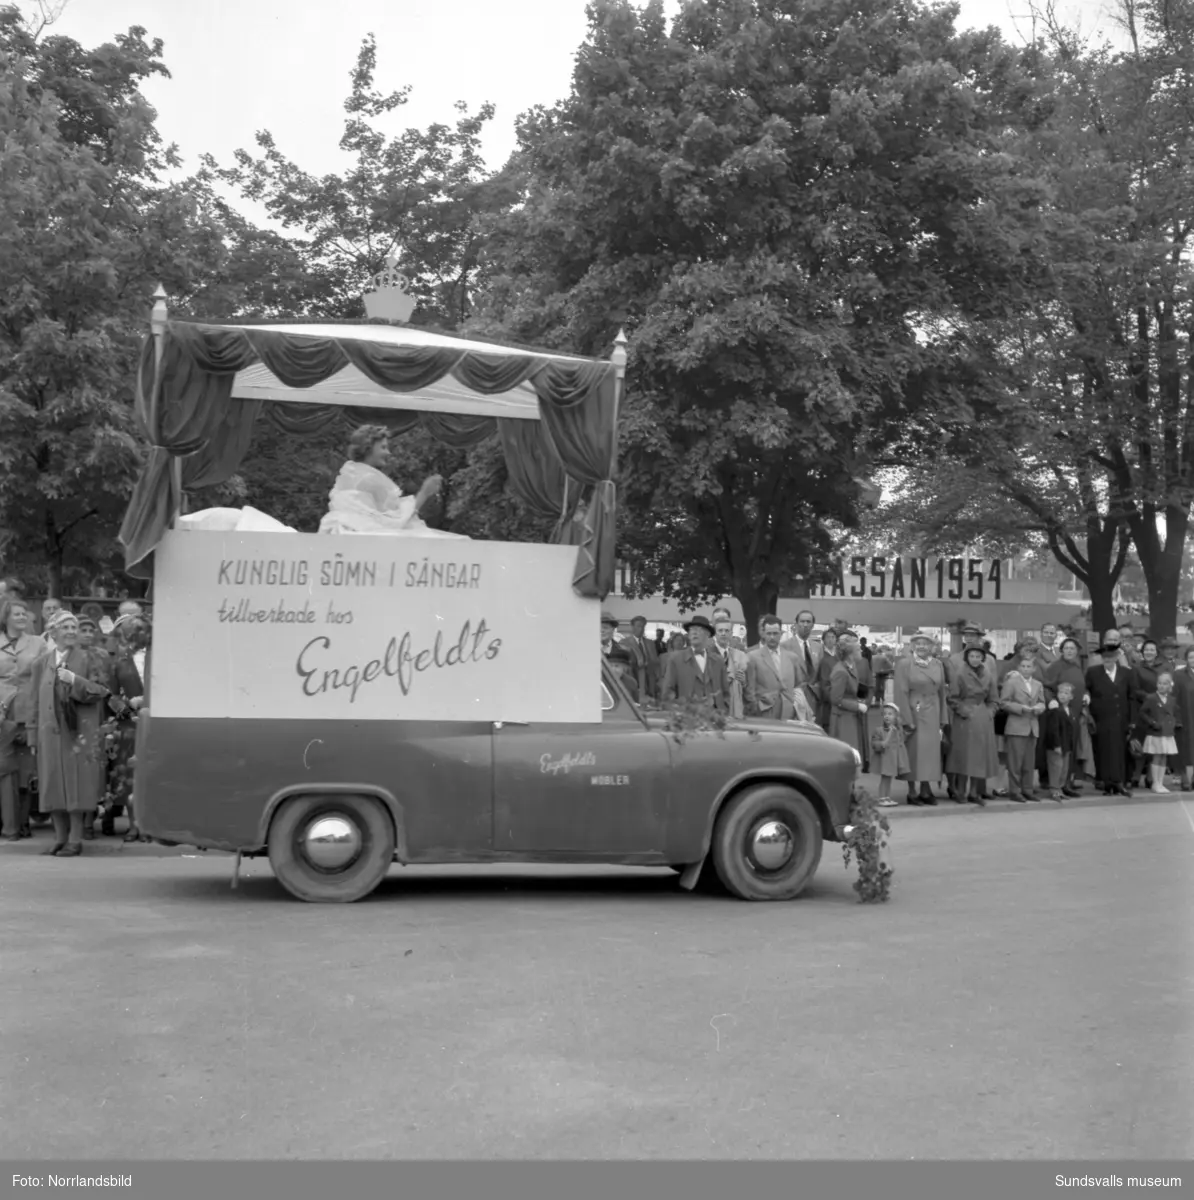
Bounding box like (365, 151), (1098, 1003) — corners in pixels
(858, 772), (1194, 819)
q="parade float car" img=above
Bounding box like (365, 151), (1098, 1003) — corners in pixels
(121, 287), (859, 904)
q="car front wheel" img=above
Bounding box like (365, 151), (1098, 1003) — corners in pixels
(267, 794), (396, 903)
(711, 784), (823, 901)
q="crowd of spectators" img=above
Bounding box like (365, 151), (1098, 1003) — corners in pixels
(601, 608), (1194, 807)
(0, 577), (152, 856)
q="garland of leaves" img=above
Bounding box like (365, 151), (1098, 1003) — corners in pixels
(841, 785), (894, 903)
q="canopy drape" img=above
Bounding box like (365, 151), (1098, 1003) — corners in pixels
(118, 321), (618, 597)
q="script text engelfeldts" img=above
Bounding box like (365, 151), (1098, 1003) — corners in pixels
(295, 619), (501, 704)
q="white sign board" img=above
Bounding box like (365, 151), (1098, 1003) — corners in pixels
(151, 531), (601, 723)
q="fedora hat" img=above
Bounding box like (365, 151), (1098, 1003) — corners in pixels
(599, 611), (619, 627)
(682, 614), (715, 634)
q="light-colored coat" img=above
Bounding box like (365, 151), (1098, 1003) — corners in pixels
(745, 645), (804, 721)
(893, 655), (948, 783)
(713, 643), (749, 720)
(946, 663), (1000, 779)
(1000, 670), (1046, 738)
(31, 646), (111, 814)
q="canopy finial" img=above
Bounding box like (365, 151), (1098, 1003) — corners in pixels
(151, 284), (168, 333)
(611, 327), (628, 374)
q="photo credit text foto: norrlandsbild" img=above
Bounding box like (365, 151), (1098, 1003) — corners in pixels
(13, 1175), (133, 1187)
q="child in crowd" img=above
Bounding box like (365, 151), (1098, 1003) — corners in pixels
(1135, 671), (1181, 795)
(871, 701), (910, 808)
(1041, 681), (1079, 803)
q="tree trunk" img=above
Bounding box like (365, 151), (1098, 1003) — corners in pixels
(735, 579), (778, 647)
(1044, 512), (1125, 638)
(1129, 504), (1188, 640)
(44, 510), (64, 600)
(1083, 540), (1118, 637)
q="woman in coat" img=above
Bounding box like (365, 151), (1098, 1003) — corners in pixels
(893, 632), (949, 805)
(1042, 637), (1089, 794)
(828, 632), (868, 766)
(945, 645), (999, 805)
(814, 629), (839, 730)
(30, 611), (111, 857)
(0, 597), (48, 840)
(1173, 646), (1194, 791)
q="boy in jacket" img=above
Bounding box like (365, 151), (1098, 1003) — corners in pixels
(1042, 681), (1079, 803)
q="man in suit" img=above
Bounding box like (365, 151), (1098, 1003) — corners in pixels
(600, 612), (639, 700)
(621, 614), (660, 701)
(660, 615), (730, 712)
(1037, 622), (1060, 668)
(746, 614), (813, 721)
(780, 609), (821, 709)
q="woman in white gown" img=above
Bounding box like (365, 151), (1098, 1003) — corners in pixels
(318, 425), (468, 540)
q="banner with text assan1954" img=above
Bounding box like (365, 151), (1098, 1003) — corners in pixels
(149, 531), (601, 723)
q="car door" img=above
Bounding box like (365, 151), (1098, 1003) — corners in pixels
(491, 670), (673, 859)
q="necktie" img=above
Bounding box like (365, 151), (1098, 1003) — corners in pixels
(802, 640), (813, 675)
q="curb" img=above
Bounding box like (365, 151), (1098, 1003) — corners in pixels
(875, 790), (1191, 819)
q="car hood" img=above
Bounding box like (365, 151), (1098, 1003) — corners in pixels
(643, 713), (827, 738)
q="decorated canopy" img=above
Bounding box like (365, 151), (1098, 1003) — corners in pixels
(118, 319), (621, 597)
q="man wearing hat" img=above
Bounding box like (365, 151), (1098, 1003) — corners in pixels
(660, 614), (730, 713)
(600, 612), (639, 700)
(1084, 638), (1134, 797)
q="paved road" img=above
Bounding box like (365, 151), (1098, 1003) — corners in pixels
(1, 798), (1191, 1160)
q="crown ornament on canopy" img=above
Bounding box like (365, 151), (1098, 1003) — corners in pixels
(363, 251), (416, 323)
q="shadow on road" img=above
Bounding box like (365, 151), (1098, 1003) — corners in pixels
(131, 862), (862, 907)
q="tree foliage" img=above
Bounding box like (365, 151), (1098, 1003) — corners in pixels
(201, 33), (500, 328)
(878, 0), (1194, 636)
(0, 9), (223, 595)
(471, 0), (1050, 639)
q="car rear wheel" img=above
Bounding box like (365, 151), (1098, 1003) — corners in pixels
(267, 794), (395, 903)
(711, 784), (823, 901)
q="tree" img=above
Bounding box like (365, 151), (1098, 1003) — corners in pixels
(881, 0), (1194, 638)
(0, 10), (241, 596)
(201, 33), (500, 327)
(469, 0), (1052, 640)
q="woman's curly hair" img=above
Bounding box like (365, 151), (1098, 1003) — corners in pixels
(346, 424), (391, 462)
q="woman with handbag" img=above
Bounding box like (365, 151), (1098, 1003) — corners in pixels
(29, 611), (111, 857)
(893, 632), (949, 805)
(946, 645), (1000, 805)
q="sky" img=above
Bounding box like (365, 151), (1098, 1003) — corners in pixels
(36, 0), (1130, 190)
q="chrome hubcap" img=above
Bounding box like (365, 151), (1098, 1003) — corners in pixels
(750, 819), (795, 871)
(301, 815), (363, 872)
